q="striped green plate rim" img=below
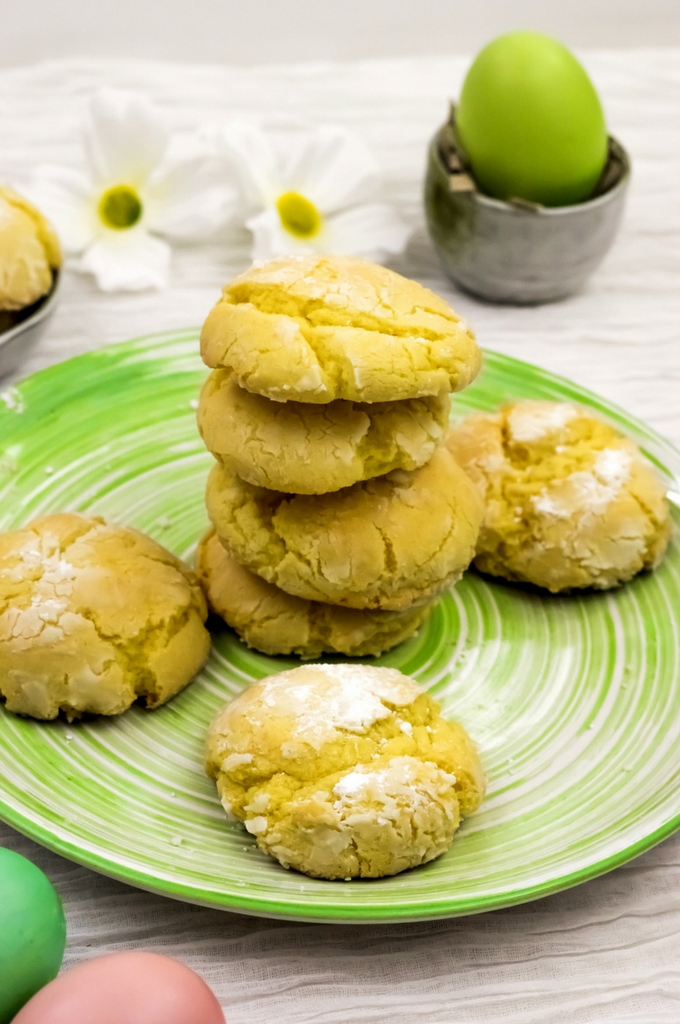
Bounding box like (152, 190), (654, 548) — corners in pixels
(1, 329), (679, 923)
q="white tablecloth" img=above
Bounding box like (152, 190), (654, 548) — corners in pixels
(1, 50), (679, 1022)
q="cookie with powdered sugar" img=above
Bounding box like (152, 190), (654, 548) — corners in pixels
(197, 367), (450, 495)
(200, 254), (480, 404)
(205, 663), (485, 879)
(447, 400), (671, 593)
(204, 443), (482, 611)
(196, 530), (434, 659)
(0, 513), (210, 720)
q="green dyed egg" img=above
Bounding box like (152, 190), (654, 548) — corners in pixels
(456, 31), (608, 206)
(0, 849), (66, 1024)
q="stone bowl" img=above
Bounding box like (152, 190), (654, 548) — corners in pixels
(424, 122), (630, 305)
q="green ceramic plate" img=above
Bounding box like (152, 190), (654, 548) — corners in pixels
(1, 329), (679, 923)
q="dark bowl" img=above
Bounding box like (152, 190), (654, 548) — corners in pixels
(0, 271), (61, 379)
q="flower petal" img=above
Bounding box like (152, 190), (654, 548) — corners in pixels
(23, 166), (98, 253)
(323, 203), (412, 260)
(84, 89), (168, 188)
(215, 121), (280, 210)
(77, 229), (170, 291)
(284, 127), (381, 214)
(246, 208), (323, 261)
(144, 153), (238, 241)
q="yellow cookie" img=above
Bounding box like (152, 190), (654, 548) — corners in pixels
(200, 255), (480, 404)
(206, 663), (485, 879)
(0, 513), (210, 720)
(197, 529), (434, 659)
(447, 400), (672, 592)
(0, 186), (61, 311)
(205, 444), (482, 610)
(197, 367), (450, 494)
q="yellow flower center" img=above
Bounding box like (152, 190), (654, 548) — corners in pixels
(98, 185), (143, 230)
(276, 191), (322, 238)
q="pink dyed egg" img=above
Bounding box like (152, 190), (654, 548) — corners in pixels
(11, 951), (225, 1024)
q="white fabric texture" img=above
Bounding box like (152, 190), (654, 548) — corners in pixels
(1, 50), (679, 1021)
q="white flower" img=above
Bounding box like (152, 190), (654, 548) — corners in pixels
(26, 90), (237, 292)
(214, 121), (411, 262)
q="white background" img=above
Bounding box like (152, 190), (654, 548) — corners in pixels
(0, 0), (678, 67)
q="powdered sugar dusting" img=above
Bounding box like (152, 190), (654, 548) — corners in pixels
(222, 752), (253, 770)
(508, 402), (578, 443)
(333, 756), (457, 811)
(1, 535), (79, 640)
(533, 491), (572, 519)
(251, 664), (422, 751)
(0, 387), (25, 414)
(594, 447), (632, 488)
(533, 447), (633, 519)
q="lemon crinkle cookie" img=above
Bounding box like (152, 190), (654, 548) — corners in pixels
(447, 400), (672, 592)
(197, 530), (434, 659)
(200, 255), (481, 404)
(205, 663), (485, 879)
(0, 513), (211, 720)
(0, 185), (61, 313)
(205, 443), (483, 610)
(197, 367), (450, 494)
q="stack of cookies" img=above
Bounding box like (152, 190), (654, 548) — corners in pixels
(195, 255), (483, 659)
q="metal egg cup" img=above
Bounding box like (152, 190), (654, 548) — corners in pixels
(0, 271), (61, 379)
(424, 111), (631, 305)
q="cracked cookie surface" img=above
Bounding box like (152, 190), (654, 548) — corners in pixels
(205, 443), (483, 610)
(197, 367), (451, 494)
(197, 529), (434, 659)
(205, 663), (485, 879)
(200, 255), (481, 404)
(447, 401), (672, 592)
(0, 513), (211, 720)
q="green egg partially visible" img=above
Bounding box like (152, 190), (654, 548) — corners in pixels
(456, 30), (608, 207)
(0, 849), (66, 1024)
